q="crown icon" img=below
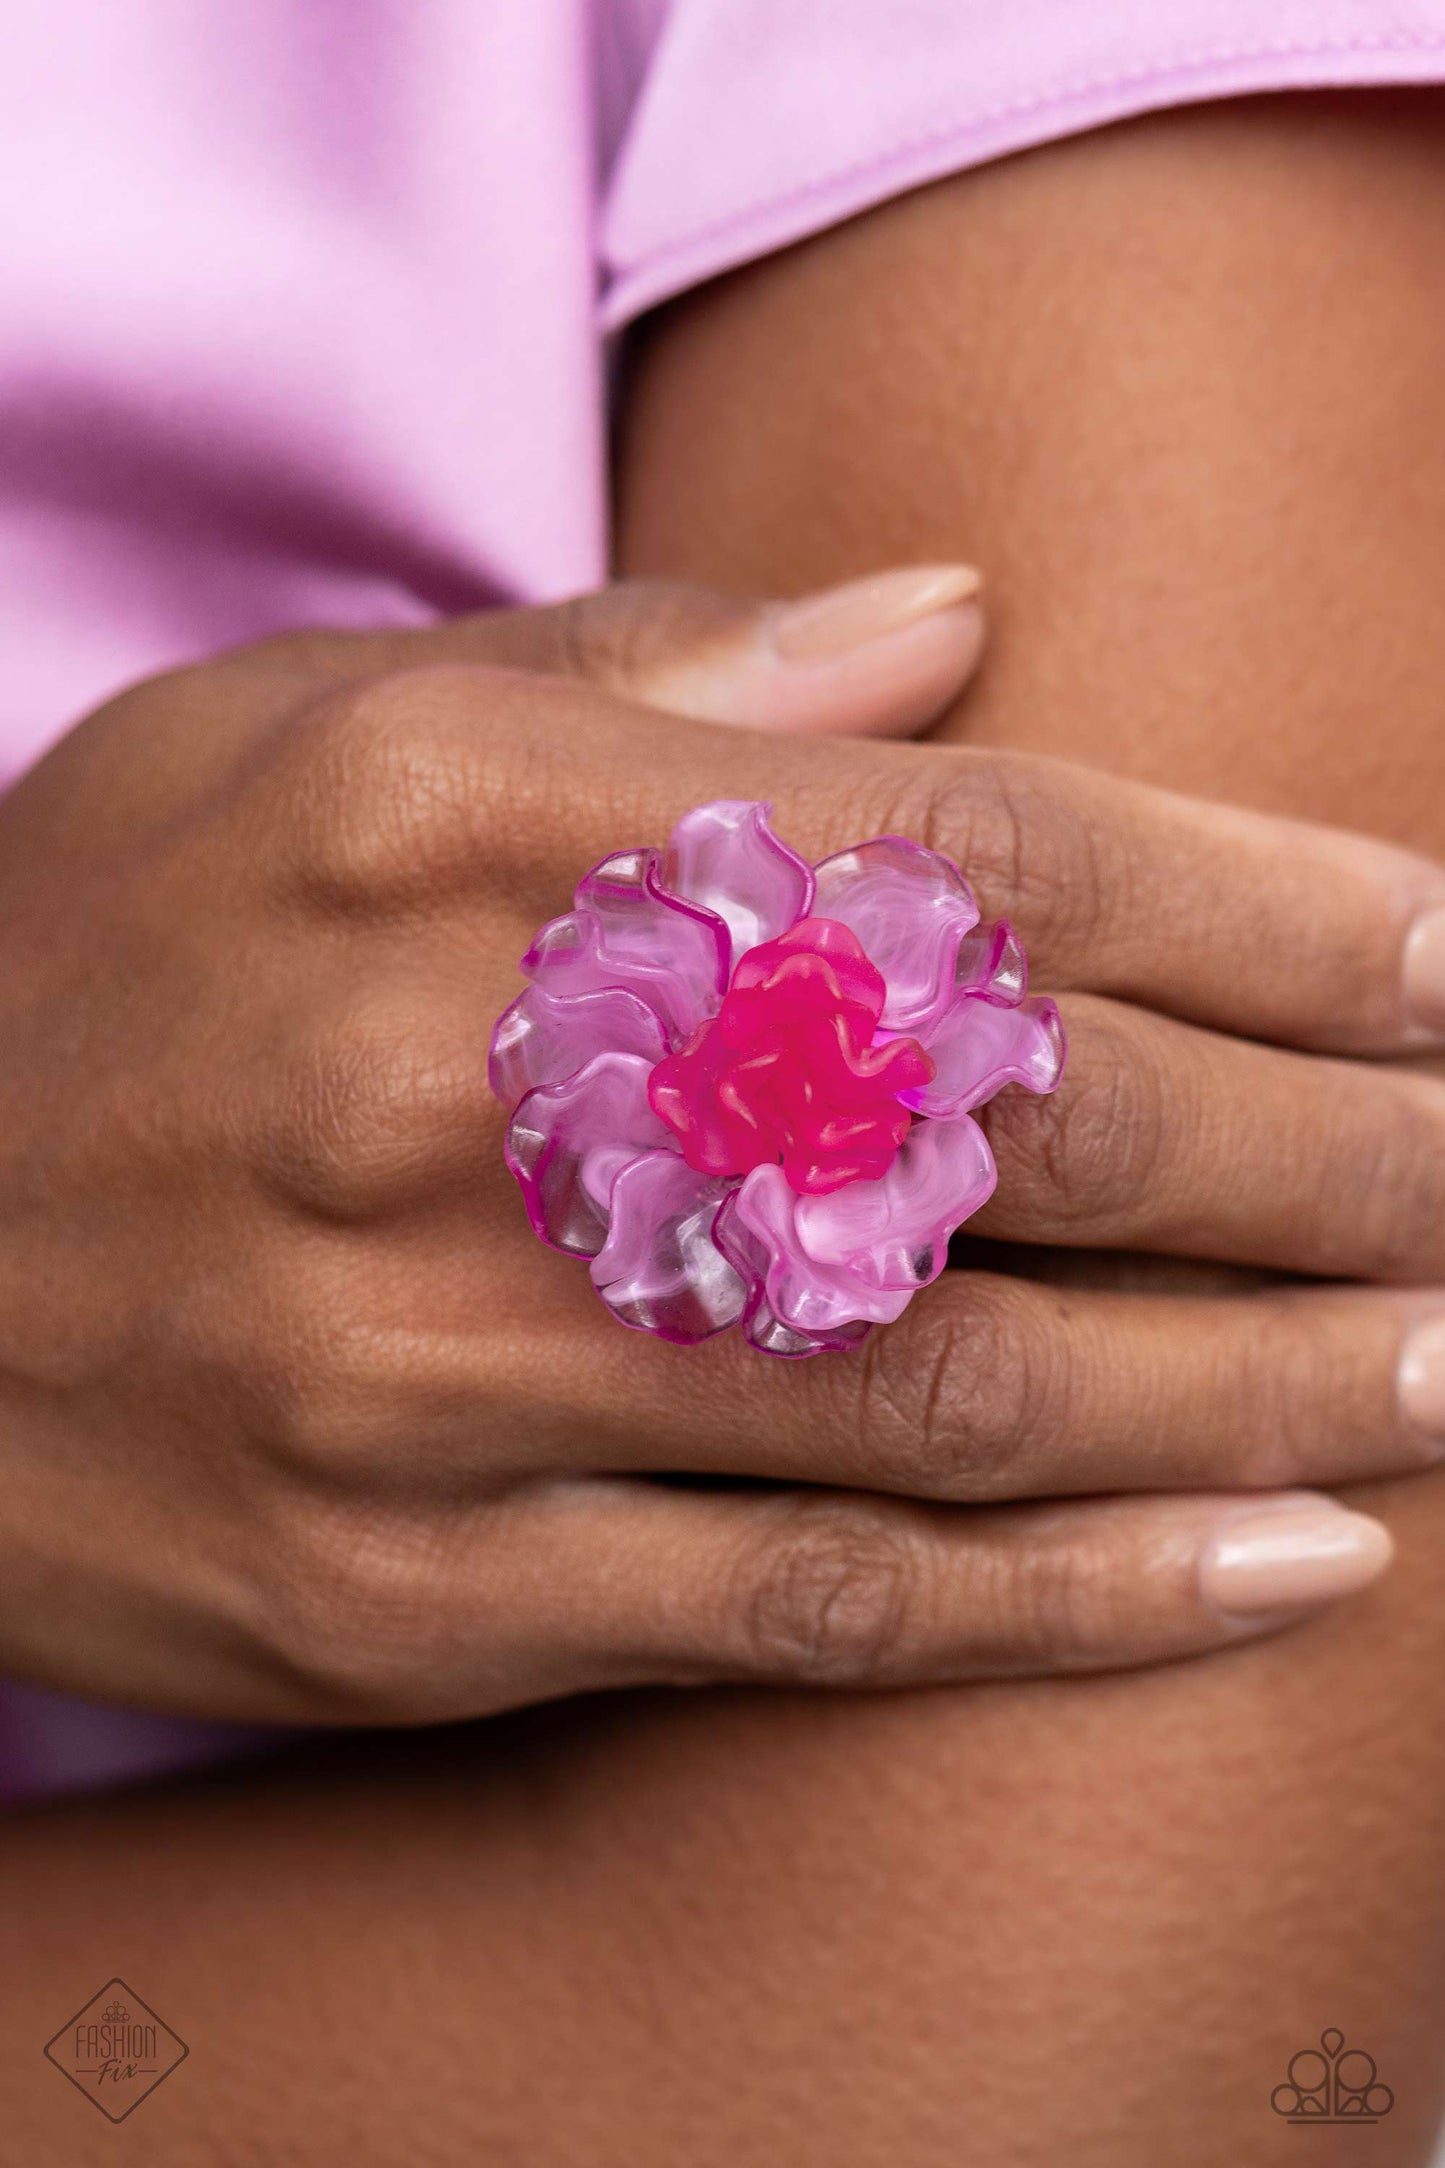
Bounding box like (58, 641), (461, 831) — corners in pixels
(101, 2000), (130, 2026)
(1271, 2029), (1394, 2121)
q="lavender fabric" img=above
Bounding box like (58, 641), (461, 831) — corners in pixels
(7, 0), (1445, 1794)
(6, 2), (1445, 788)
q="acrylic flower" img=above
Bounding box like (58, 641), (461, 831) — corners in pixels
(489, 802), (1065, 1357)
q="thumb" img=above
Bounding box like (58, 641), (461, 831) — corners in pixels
(400, 567), (985, 740)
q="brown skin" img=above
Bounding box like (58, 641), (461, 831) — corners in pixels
(5, 88), (1445, 2167)
(3, 590), (1441, 1723)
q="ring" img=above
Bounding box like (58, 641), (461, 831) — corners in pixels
(489, 801), (1065, 1357)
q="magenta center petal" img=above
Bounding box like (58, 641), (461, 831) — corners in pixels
(646, 916), (935, 1196)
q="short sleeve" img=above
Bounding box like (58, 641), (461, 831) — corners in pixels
(599, 0), (1445, 329)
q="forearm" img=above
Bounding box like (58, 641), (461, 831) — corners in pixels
(5, 92), (1445, 2168)
(610, 88), (1445, 2162)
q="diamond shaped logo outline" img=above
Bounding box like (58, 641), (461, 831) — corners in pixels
(43, 1975), (189, 2122)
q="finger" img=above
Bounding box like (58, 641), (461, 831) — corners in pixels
(345, 670), (1445, 1055)
(974, 993), (1445, 1280)
(247, 569), (987, 739)
(443, 1478), (1394, 1706)
(506, 1276), (1445, 1504)
(469, 569), (987, 738)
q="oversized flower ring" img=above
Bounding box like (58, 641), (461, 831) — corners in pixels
(488, 802), (1066, 1357)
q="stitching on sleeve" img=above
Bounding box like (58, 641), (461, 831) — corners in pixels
(612, 31), (1445, 281)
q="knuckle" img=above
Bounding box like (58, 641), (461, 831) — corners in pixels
(847, 1289), (1043, 1499)
(267, 994), (482, 1221)
(550, 588), (651, 691)
(1231, 1290), (1396, 1487)
(224, 1259), (404, 1475)
(1226, 1316), (1319, 1488)
(1336, 1077), (1445, 1280)
(994, 1009), (1170, 1238)
(549, 582), (727, 696)
(903, 753), (1108, 952)
(267, 1506), (459, 1715)
(987, 1535), (1105, 1669)
(278, 669), (504, 908)
(736, 1500), (922, 1686)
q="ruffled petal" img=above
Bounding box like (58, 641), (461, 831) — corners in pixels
(796, 1113), (997, 1290)
(522, 848), (729, 1047)
(488, 983), (669, 1111)
(590, 1153), (746, 1343)
(717, 1116), (996, 1340)
(811, 836), (980, 1035)
(505, 1052), (675, 1257)
(663, 800), (814, 969)
(903, 994), (1065, 1118)
(735, 1284), (874, 1359)
(953, 917), (1027, 1005)
(735, 1282), (875, 1359)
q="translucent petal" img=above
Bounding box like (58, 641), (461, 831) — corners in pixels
(738, 1281), (872, 1360)
(522, 848), (728, 1046)
(718, 1116), (996, 1338)
(796, 1114), (997, 1290)
(719, 1222), (875, 1352)
(488, 983), (669, 1111)
(904, 994), (1065, 1118)
(664, 799), (813, 969)
(505, 1053), (674, 1257)
(953, 917), (1027, 1004)
(811, 836), (981, 1036)
(591, 1153), (746, 1344)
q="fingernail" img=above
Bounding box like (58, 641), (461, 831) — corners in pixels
(1403, 907), (1445, 1037)
(1398, 1317), (1445, 1454)
(772, 564), (981, 662)
(1199, 1498), (1394, 1620)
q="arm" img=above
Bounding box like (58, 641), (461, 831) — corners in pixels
(610, 87), (1445, 2161)
(4, 89), (1445, 2168)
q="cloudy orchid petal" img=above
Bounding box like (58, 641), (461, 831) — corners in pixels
(591, 1153), (746, 1343)
(904, 993), (1066, 1118)
(488, 983), (670, 1111)
(664, 799), (814, 969)
(811, 835), (981, 1035)
(953, 916), (1028, 1004)
(505, 1052), (675, 1258)
(522, 847), (728, 1047)
(718, 1115), (996, 1339)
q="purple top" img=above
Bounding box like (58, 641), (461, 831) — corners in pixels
(4, 0), (1445, 1797)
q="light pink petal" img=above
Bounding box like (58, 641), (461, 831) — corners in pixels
(797, 1114), (997, 1290)
(522, 848), (728, 1047)
(953, 917), (1027, 1004)
(717, 1167), (907, 1337)
(663, 800), (814, 969)
(718, 1116), (996, 1339)
(488, 983), (669, 1111)
(733, 1276), (874, 1360)
(590, 1154), (746, 1344)
(746, 1310), (871, 1358)
(811, 836), (980, 1035)
(904, 994), (1065, 1118)
(505, 1053), (675, 1257)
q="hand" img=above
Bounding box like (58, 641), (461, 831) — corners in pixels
(3, 571), (1444, 1724)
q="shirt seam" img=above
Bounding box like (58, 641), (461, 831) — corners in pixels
(608, 29), (1445, 283)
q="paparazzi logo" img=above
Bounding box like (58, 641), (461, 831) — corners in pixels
(1270, 2028), (1394, 2123)
(44, 1978), (188, 2121)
